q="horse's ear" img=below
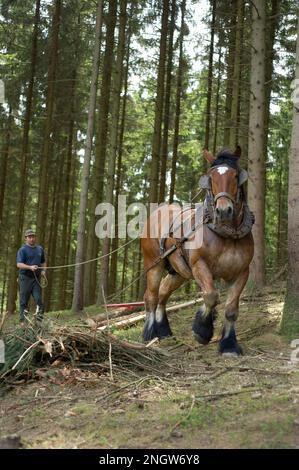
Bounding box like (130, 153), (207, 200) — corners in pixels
(203, 149), (215, 164)
(199, 174), (210, 189)
(234, 145), (242, 159)
(238, 169), (248, 186)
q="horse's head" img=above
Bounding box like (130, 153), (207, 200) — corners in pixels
(200, 147), (248, 224)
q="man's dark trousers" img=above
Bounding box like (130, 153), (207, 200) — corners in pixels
(19, 273), (44, 322)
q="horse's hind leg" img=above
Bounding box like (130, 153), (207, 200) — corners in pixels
(143, 263), (164, 341)
(219, 268), (249, 356)
(154, 273), (185, 338)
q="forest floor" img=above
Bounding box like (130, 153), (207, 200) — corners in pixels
(1, 284), (299, 449)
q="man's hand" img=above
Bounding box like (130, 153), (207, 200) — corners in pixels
(30, 265), (39, 272)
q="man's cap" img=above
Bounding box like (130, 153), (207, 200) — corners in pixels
(24, 228), (36, 237)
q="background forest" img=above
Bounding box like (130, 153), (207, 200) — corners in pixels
(0, 0), (298, 330)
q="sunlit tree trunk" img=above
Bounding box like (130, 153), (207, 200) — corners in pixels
(169, 0), (186, 204)
(72, 0), (103, 312)
(149, 0), (169, 204)
(247, 0), (266, 287)
(109, 33), (131, 296)
(204, 0), (216, 152)
(36, 0), (61, 246)
(229, 0), (244, 149)
(159, 0), (176, 203)
(281, 14), (299, 334)
(84, 0), (118, 306)
(97, 0), (127, 305)
(6, 0), (41, 313)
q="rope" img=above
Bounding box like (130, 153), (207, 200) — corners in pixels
(33, 270), (48, 289)
(36, 236), (138, 271)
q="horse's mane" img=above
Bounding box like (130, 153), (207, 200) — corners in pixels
(211, 149), (240, 170)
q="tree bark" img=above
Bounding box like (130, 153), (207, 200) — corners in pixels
(281, 13), (299, 334)
(247, 0), (266, 287)
(6, 0), (41, 314)
(36, 0), (61, 246)
(223, 0), (236, 147)
(213, 47), (222, 154)
(97, 0), (127, 306)
(229, 0), (244, 149)
(159, 0), (176, 203)
(84, 0), (118, 306)
(204, 0), (216, 151)
(149, 0), (169, 204)
(72, 0), (103, 312)
(109, 32), (131, 296)
(0, 107), (13, 226)
(169, 0), (186, 204)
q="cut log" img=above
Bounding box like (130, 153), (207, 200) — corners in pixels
(97, 298), (203, 331)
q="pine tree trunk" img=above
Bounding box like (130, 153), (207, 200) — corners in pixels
(169, 0), (186, 204)
(84, 0), (118, 306)
(264, 0), (280, 159)
(45, 149), (64, 310)
(281, 13), (299, 334)
(109, 35), (131, 296)
(247, 0), (266, 287)
(213, 47), (222, 154)
(97, 0), (127, 305)
(149, 0), (169, 204)
(223, 1), (236, 147)
(36, 0), (61, 246)
(229, 0), (244, 149)
(58, 13), (81, 310)
(6, 0), (41, 314)
(204, 0), (216, 151)
(72, 0), (103, 312)
(159, 0), (176, 203)
(0, 107), (13, 225)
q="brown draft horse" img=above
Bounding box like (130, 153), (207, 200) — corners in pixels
(141, 147), (254, 356)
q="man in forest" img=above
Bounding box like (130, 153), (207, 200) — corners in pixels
(16, 229), (47, 326)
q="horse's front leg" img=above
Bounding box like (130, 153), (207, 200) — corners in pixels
(154, 273), (185, 338)
(219, 268), (249, 357)
(192, 259), (220, 345)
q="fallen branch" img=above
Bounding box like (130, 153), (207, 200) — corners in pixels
(11, 340), (41, 371)
(195, 387), (261, 401)
(97, 298), (203, 331)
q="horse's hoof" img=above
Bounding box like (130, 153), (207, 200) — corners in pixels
(192, 308), (214, 345)
(219, 327), (243, 356)
(142, 314), (172, 342)
(193, 332), (211, 345)
(142, 314), (157, 342)
(155, 315), (173, 339)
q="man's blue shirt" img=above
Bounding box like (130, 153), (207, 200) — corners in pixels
(17, 244), (45, 277)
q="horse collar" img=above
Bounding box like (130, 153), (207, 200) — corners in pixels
(203, 190), (255, 239)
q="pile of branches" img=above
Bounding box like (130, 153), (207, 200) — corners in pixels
(0, 321), (167, 387)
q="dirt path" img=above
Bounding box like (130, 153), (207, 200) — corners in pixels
(1, 287), (299, 449)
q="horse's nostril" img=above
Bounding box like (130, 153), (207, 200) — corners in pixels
(227, 206), (233, 215)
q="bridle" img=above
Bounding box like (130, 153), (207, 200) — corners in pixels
(200, 164), (248, 210)
(199, 163), (255, 239)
